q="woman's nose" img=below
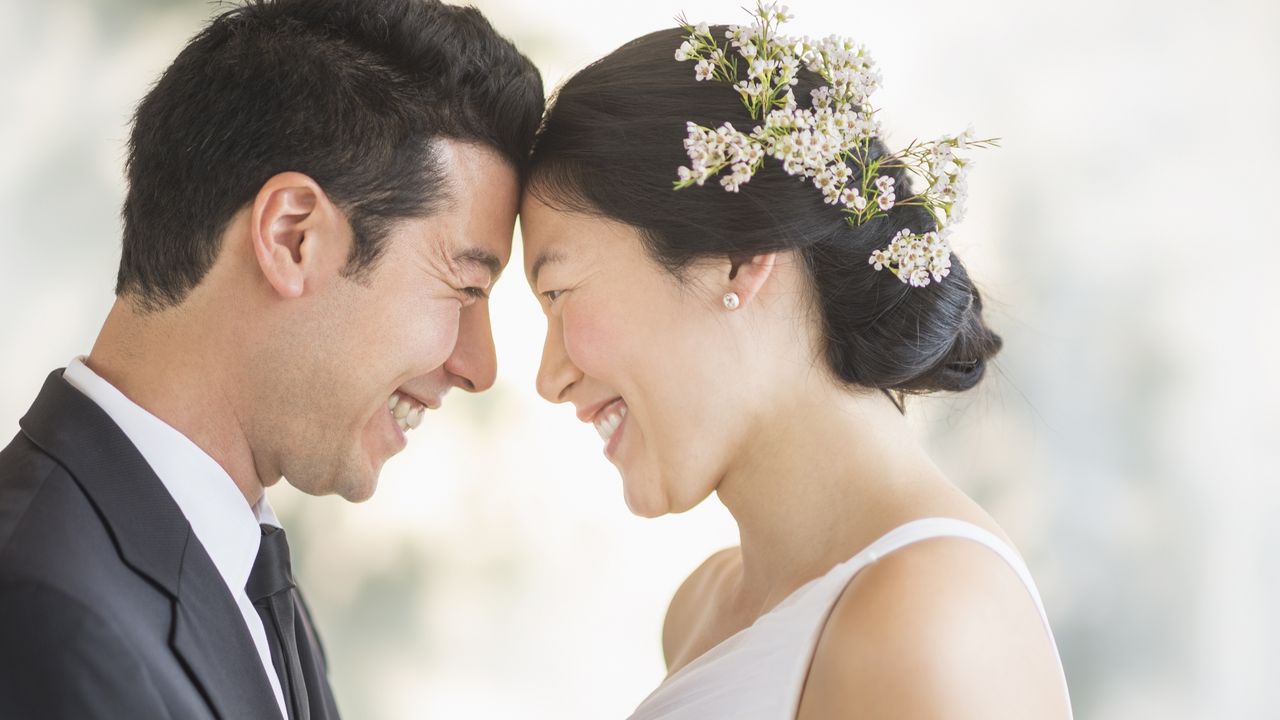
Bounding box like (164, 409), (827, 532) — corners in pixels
(535, 318), (579, 403)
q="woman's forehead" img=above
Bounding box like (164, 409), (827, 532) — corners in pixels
(520, 199), (637, 274)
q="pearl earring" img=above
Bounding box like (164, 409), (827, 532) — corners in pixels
(723, 292), (740, 310)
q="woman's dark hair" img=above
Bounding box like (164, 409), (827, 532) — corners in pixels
(117, 0), (544, 311)
(529, 27), (1001, 401)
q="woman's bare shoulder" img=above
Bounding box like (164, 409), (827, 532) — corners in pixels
(797, 534), (1070, 720)
(661, 546), (742, 671)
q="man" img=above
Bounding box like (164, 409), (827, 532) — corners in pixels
(0, 0), (542, 717)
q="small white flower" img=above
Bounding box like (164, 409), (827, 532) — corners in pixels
(734, 80), (765, 101)
(719, 161), (755, 192)
(815, 133), (841, 159)
(876, 192), (895, 211)
(839, 187), (862, 208)
(874, 175), (895, 194)
(695, 59), (714, 81)
(869, 248), (890, 271)
(695, 21), (710, 36)
(675, 40), (695, 61)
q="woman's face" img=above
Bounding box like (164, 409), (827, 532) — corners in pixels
(520, 194), (754, 517)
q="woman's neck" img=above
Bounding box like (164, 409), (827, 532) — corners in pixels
(714, 376), (949, 616)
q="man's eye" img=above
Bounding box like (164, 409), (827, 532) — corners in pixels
(541, 289), (563, 303)
(463, 287), (489, 300)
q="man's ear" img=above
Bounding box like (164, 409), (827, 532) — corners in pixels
(249, 171), (347, 299)
(725, 251), (778, 308)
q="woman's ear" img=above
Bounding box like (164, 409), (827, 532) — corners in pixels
(249, 171), (347, 299)
(725, 252), (778, 308)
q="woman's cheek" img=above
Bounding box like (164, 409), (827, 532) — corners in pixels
(562, 299), (627, 380)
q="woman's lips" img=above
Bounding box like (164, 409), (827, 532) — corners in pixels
(593, 398), (627, 442)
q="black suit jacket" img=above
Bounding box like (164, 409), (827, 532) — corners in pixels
(0, 370), (338, 719)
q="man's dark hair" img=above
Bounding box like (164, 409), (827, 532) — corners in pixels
(117, 0), (544, 310)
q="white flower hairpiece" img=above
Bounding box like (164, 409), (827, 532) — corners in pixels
(673, 1), (998, 287)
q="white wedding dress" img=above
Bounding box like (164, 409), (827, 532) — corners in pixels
(628, 518), (1073, 719)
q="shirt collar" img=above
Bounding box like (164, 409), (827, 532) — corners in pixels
(62, 357), (278, 596)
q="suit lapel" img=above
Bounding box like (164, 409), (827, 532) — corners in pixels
(20, 370), (186, 595)
(172, 535), (282, 719)
(20, 369), (281, 720)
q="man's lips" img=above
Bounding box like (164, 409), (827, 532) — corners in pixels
(396, 386), (446, 410)
(386, 386), (447, 436)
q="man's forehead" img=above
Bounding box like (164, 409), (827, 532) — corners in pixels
(432, 138), (519, 272)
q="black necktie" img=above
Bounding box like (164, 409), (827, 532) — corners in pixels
(247, 524), (339, 720)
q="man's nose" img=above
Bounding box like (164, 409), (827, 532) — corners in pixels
(443, 302), (497, 393)
(535, 318), (579, 403)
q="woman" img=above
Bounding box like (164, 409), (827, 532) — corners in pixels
(520, 6), (1072, 718)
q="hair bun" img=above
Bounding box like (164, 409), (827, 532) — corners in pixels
(900, 285), (1003, 394)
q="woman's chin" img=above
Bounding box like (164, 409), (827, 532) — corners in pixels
(620, 475), (708, 518)
(621, 480), (670, 519)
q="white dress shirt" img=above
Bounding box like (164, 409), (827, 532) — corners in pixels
(63, 357), (288, 720)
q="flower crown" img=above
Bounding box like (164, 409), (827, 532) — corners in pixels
(673, 2), (997, 288)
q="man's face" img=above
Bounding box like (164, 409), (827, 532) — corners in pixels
(258, 141), (518, 501)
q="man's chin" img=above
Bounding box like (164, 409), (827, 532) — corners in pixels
(282, 458), (380, 503)
(331, 457), (382, 503)
(338, 474), (380, 503)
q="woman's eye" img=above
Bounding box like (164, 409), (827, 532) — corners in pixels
(541, 289), (564, 303)
(463, 287), (489, 300)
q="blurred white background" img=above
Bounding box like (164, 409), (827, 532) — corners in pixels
(2, 0), (1278, 718)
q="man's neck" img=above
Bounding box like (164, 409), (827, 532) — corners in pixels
(86, 298), (267, 507)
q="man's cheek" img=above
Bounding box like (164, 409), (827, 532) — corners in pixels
(426, 310), (463, 368)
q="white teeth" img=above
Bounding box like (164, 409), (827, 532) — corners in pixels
(389, 392), (428, 434)
(394, 398), (412, 420)
(593, 403), (628, 442)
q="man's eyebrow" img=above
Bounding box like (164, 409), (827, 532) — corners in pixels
(530, 249), (566, 286)
(453, 248), (503, 278)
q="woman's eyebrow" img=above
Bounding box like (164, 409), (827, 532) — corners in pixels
(530, 249), (567, 285)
